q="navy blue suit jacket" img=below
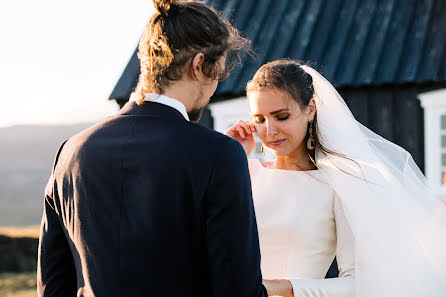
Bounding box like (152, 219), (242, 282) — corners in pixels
(37, 101), (267, 297)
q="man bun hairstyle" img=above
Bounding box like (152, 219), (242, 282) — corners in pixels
(153, 0), (175, 16)
(135, 0), (250, 104)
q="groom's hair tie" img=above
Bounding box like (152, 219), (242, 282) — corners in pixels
(153, 0), (175, 16)
(153, 0), (179, 20)
(134, 0), (251, 104)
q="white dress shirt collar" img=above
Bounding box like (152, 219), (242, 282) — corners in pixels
(129, 93), (190, 121)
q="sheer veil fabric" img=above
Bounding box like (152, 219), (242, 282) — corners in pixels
(301, 65), (446, 296)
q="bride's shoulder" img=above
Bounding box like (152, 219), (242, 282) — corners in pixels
(247, 158), (266, 175)
(247, 158), (272, 169)
(247, 158), (261, 169)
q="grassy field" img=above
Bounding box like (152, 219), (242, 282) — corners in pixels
(0, 227), (39, 296)
(0, 272), (37, 297)
(0, 226), (40, 238)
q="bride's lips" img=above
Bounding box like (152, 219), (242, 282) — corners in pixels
(268, 139), (286, 146)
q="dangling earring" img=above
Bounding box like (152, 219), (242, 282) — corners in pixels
(261, 144), (265, 155)
(306, 120), (315, 150)
(307, 120), (318, 169)
(308, 154), (318, 168)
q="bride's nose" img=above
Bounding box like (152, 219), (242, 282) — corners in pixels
(265, 119), (279, 136)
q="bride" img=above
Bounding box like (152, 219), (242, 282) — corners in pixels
(225, 59), (446, 297)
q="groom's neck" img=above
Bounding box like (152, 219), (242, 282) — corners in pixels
(161, 79), (199, 113)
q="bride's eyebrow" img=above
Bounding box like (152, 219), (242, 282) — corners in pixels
(252, 109), (290, 117)
(270, 109), (290, 115)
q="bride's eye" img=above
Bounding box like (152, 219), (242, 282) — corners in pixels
(254, 117), (265, 124)
(277, 114), (289, 121)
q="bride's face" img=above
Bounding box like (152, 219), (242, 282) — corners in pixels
(248, 89), (315, 158)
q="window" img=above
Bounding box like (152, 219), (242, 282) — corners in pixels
(418, 88), (446, 201)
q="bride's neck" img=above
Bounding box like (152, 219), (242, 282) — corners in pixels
(274, 148), (315, 171)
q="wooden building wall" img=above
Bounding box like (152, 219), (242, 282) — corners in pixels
(339, 85), (426, 172)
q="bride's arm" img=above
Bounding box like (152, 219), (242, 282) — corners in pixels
(287, 194), (355, 297)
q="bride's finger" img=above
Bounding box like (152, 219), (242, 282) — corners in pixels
(239, 121), (252, 134)
(235, 125), (246, 138)
(249, 122), (257, 133)
(224, 125), (237, 136)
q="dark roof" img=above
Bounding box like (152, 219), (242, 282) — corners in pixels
(110, 0), (446, 101)
(110, 47), (139, 102)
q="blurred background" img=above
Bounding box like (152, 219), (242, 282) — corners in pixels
(1, 0), (446, 296)
(0, 0), (154, 296)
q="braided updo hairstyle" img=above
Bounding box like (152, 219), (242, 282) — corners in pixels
(135, 0), (250, 104)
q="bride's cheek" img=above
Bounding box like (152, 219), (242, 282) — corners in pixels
(256, 126), (267, 139)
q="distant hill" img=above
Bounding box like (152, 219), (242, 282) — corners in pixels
(0, 123), (92, 226)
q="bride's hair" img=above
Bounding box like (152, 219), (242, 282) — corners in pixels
(134, 0), (250, 103)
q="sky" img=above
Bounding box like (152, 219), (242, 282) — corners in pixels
(0, 0), (155, 127)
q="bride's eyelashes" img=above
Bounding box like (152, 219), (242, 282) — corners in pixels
(276, 114), (289, 121)
(254, 114), (290, 124)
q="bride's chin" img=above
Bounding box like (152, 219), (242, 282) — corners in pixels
(270, 149), (287, 157)
(264, 145), (291, 157)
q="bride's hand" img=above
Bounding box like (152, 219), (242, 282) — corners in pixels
(224, 120), (256, 156)
(262, 279), (294, 297)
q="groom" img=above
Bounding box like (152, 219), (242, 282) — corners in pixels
(37, 1), (267, 297)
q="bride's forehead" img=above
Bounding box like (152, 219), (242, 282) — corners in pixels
(248, 90), (297, 113)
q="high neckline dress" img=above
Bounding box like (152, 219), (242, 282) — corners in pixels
(248, 159), (355, 297)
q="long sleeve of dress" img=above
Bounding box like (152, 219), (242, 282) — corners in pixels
(289, 194), (355, 297)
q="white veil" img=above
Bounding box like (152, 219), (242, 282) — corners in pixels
(301, 65), (446, 296)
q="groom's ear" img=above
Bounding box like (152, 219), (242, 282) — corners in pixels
(190, 53), (205, 81)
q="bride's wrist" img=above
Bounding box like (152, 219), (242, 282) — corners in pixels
(263, 279), (294, 297)
(283, 279), (294, 297)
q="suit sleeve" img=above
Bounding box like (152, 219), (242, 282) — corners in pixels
(289, 193), (355, 297)
(37, 141), (77, 297)
(204, 139), (268, 297)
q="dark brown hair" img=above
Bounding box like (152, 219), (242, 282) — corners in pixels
(135, 0), (250, 104)
(247, 59), (367, 181)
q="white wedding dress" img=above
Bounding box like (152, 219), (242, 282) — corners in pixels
(249, 159), (355, 297)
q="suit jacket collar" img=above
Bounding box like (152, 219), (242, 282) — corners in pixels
(117, 101), (187, 121)
(129, 93), (190, 121)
